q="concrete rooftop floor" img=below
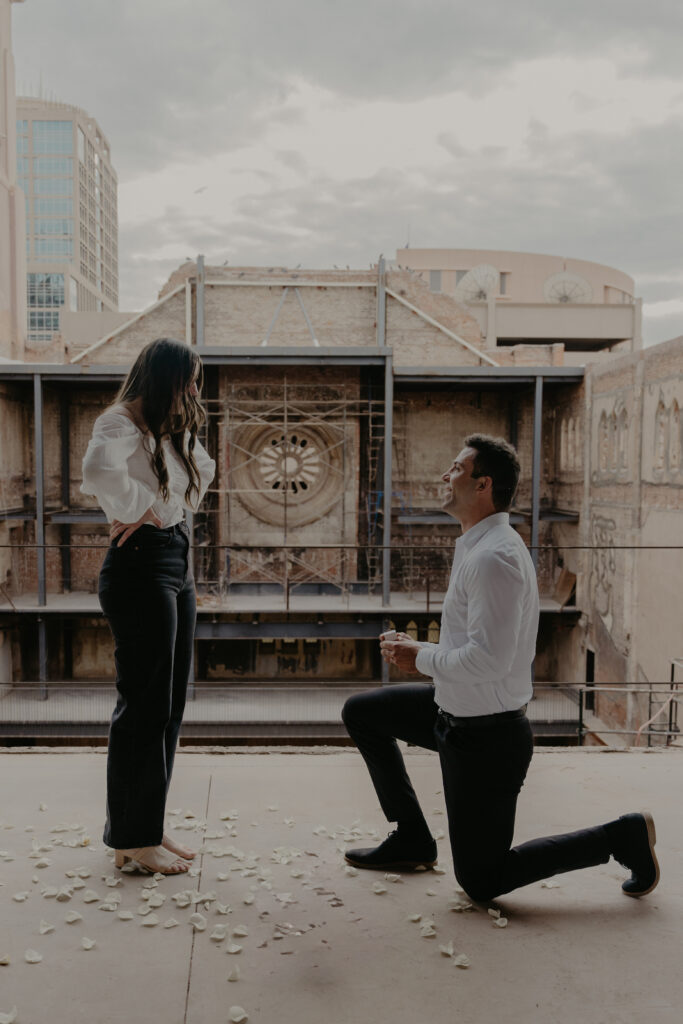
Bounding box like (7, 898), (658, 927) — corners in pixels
(1, 745), (682, 1024)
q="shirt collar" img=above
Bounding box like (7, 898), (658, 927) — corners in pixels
(456, 511), (510, 552)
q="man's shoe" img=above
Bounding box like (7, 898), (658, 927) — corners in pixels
(344, 829), (437, 871)
(607, 811), (660, 897)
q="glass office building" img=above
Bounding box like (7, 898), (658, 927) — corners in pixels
(16, 99), (118, 346)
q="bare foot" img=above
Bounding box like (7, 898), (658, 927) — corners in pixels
(114, 845), (189, 874)
(162, 833), (197, 860)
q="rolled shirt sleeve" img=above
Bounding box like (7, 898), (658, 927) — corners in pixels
(81, 413), (158, 524)
(415, 548), (525, 685)
(185, 437), (215, 511)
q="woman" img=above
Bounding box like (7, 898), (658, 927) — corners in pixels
(82, 338), (215, 874)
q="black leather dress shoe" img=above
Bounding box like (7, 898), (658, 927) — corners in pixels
(344, 829), (437, 871)
(607, 812), (660, 897)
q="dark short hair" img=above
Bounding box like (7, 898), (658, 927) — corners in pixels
(464, 434), (520, 512)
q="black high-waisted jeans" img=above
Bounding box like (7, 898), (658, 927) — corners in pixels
(98, 522), (195, 849)
(343, 683), (611, 901)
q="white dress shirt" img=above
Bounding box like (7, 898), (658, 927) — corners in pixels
(81, 409), (215, 527)
(414, 512), (538, 716)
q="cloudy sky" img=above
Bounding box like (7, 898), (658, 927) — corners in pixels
(11, 0), (683, 344)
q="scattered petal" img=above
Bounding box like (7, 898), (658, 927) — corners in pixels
(226, 943), (243, 955)
(98, 903), (117, 913)
(76, 869), (91, 879)
(215, 903), (231, 915)
(189, 913), (207, 932)
(540, 881), (561, 889)
(312, 826), (327, 836)
(0, 956), (10, 966)
(117, 911), (134, 921)
(453, 954), (471, 969)
(232, 926), (249, 938)
(82, 890), (100, 904)
(81, 938), (96, 951)
(448, 899), (473, 913)
(267, 806), (278, 812)
(372, 883), (387, 895)
(384, 873), (402, 883)
(137, 905), (152, 917)
(41, 887), (58, 899)
(432, 866), (447, 875)
(163, 919), (179, 929)
(434, 830), (445, 840)
(141, 915), (159, 927)
(419, 925), (437, 938)
(39, 921), (54, 935)
(24, 949), (43, 964)
(229, 1007), (248, 1023)
(210, 926), (227, 942)
(34, 859), (51, 869)
(493, 917), (508, 928)
(488, 908), (501, 919)
(227, 966), (241, 982)
(55, 887), (73, 903)
(344, 866), (358, 877)
(425, 889), (437, 896)
(65, 912), (82, 924)
(407, 914), (422, 922)
(0, 1007), (18, 1024)
(439, 941), (455, 958)
(12, 893), (29, 903)
(242, 894), (254, 906)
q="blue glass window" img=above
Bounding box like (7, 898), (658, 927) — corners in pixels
(33, 157), (73, 175)
(16, 136), (29, 155)
(34, 218), (73, 236)
(29, 310), (60, 330)
(16, 157), (29, 175)
(33, 178), (73, 195)
(34, 238), (73, 258)
(27, 273), (65, 307)
(32, 121), (73, 154)
(34, 197), (73, 215)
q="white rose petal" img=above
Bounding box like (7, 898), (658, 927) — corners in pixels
(65, 911), (82, 924)
(439, 941), (455, 958)
(229, 1007), (248, 1023)
(76, 869), (91, 879)
(384, 873), (402, 883)
(407, 913), (422, 922)
(82, 890), (100, 904)
(372, 883), (387, 895)
(344, 866), (358, 877)
(189, 913), (207, 932)
(55, 887), (73, 903)
(141, 915), (159, 927)
(454, 954), (471, 968)
(163, 918), (179, 929)
(419, 925), (437, 938)
(242, 894), (254, 906)
(215, 903), (231, 915)
(232, 926), (249, 938)
(432, 866), (447, 875)
(34, 859), (51, 869)
(12, 893), (29, 903)
(227, 966), (241, 982)
(25, 949), (43, 963)
(434, 830), (445, 840)
(81, 938), (95, 950)
(41, 887), (58, 898)
(493, 917), (508, 928)
(0, 956), (10, 966)
(226, 943), (243, 955)
(540, 880), (561, 889)
(39, 921), (54, 935)
(487, 908), (501, 919)
(210, 926), (227, 942)
(448, 899), (473, 913)
(117, 911), (134, 921)
(0, 1006), (18, 1024)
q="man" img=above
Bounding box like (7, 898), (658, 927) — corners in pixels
(342, 434), (659, 902)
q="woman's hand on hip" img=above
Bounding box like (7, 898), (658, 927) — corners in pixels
(110, 507), (162, 547)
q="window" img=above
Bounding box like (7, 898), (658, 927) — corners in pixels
(16, 120), (28, 134)
(29, 310), (60, 331)
(34, 218), (73, 236)
(429, 270), (442, 292)
(16, 135), (29, 155)
(32, 120), (73, 154)
(69, 277), (78, 311)
(33, 178), (73, 195)
(34, 196), (73, 215)
(499, 272), (510, 295)
(33, 157), (73, 175)
(78, 127), (86, 162)
(16, 157), (29, 175)
(34, 238), (73, 258)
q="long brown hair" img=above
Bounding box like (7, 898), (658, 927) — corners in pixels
(114, 338), (206, 506)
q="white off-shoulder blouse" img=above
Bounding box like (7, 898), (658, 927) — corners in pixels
(81, 409), (215, 527)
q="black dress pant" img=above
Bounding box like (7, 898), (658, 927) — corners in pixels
(342, 683), (611, 901)
(98, 522), (195, 849)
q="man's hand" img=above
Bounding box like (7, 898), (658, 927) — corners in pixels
(110, 507), (162, 547)
(380, 635), (421, 674)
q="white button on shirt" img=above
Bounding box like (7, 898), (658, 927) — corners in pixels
(414, 512), (539, 717)
(81, 410), (215, 527)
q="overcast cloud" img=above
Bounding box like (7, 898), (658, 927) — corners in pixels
(12, 0), (683, 344)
